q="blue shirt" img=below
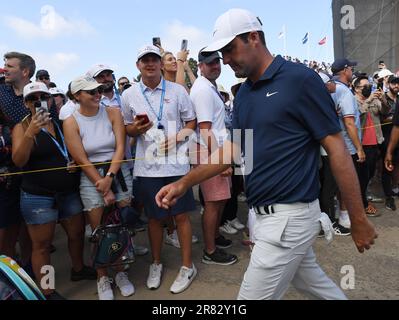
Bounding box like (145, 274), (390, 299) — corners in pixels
(233, 55), (341, 207)
(331, 81), (360, 155)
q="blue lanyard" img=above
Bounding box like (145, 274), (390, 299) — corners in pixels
(212, 86), (226, 104)
(41, 121), (70, 163)
(140, 79), (166, 125)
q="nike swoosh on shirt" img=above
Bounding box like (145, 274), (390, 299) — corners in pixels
(266, 92), (279, 98)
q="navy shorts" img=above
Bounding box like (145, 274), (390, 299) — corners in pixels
(20, 191), (83, 225)
(137, 176), (196, 220)
(0, 186), (21, 229)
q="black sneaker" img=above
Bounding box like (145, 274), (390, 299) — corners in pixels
(385, 197), (397, 211)
(45, 291), (66, 300)
(134, 218), (148, 232)
(70, 265), (97, 281)
(333, 222), (351, 236)
(202, 248), (238, 266)
(215, 235), (232, 249)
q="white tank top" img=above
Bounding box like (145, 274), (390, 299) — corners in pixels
(73, 105), (116, 163)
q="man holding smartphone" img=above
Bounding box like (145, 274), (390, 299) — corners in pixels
(121, 45), (198, 294)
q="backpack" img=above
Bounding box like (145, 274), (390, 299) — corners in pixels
(90, 205), (136, 269)
(0, 255), (45, 300)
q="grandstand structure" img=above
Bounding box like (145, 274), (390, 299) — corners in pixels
(332, 0), (399, 74)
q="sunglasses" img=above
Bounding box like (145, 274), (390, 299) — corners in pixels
(25, 94), (51, 102)
(119, 82), (129, 87)
(39, 76), (50, 81)
(82, 87), (104, 96)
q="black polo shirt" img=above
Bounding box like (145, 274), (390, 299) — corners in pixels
(233, 55), (341, 207)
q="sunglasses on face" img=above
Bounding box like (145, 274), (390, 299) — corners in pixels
(119, 82), (129, 87)
(25, 94), (51, 103)
(39, 76), (50, 81)
(82, 87), (104, 96)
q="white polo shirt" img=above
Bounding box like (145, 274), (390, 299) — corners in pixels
(101, 90), (133, 169)
(121, 78), (196, 177)
(190, 75), (228, 147)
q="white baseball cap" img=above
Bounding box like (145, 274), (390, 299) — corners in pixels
(70, 76), (103, 95)
(86, 64), (114, 78)
(137, 45), (162, 61)
(318, 72), (333, 84)
(23, 82), (50, 99)
(378, 69), (394, 79)
(49, 87), (66, 97)
(203, 8), (263, 52)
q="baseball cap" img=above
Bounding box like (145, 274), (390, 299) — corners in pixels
(378, 69), (394, 79)
(331, 58), (357, 74)
(23, 82), (50, 99)
(70, 76), (103, 95)
(36, 69), (50, 79)
(86, 64), (114, 78)
(318, 72), (333, 84)
(198, 48), (221, 64)
(49, 87), (66, 97)
(203, 8), (263, 52)
(388, 75), (399, 83)
(137, 45), (162, 61)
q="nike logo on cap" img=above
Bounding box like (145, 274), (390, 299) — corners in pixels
(266, 92), (279, 98)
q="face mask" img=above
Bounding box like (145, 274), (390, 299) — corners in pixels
(362, 86), (372, 98)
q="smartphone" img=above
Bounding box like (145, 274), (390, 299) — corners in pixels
(34, 101), (49, 115)
(136, 113), (150, 124)
(377, 81), (384, 91)
(181, 39), (188, 51)
(152, 37), (161, 47)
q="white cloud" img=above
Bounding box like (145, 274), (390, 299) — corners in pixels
(4, 5), (95, 39)
(160, 20), (210, 57)
(34, 52), (80, 77)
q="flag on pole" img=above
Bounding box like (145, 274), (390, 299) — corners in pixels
(302, 32), (309, 44)
(318, 36), (327, 45)
(278, 25), (285, 39)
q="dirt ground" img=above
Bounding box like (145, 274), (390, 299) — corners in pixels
(51, 184), (399, 301)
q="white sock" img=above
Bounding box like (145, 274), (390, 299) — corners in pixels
(339, 211), (351, 228)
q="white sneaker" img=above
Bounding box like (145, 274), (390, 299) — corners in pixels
(115, 272), (135, 297)
(133, 244), (149, 256)
(219, 221), (238, 235)
(147, 263), (163, 290)
(85, 224), (92, 238)
(229, 218), (245, 231)
(170, 264), (197, 294)
(97, 276), (114, 300)
(191, 234), (199, 244)
(165, 231), (181, 248)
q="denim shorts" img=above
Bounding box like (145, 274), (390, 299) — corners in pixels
(20, 191), (83, 225)
(80, 163), (133, 212)
(137, 176), (196, 220)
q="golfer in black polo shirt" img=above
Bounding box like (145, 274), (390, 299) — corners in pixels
(156, 9), (378, 300)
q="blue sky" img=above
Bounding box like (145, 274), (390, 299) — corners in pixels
(1, 0), (334, 92)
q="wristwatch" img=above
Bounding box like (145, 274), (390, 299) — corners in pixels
(106, 172), (115, 179)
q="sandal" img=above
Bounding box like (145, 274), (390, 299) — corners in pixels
(366, 203), (381, 217)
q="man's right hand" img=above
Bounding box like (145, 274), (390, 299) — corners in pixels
(385, 152), (394, 171)
(357, 148), (366, 163)
(351, 217), (378, 253)
(155, 181), (188, 210)
(133, 116), (153, 136)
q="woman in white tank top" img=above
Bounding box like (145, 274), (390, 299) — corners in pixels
(63, 76), (134, 300)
